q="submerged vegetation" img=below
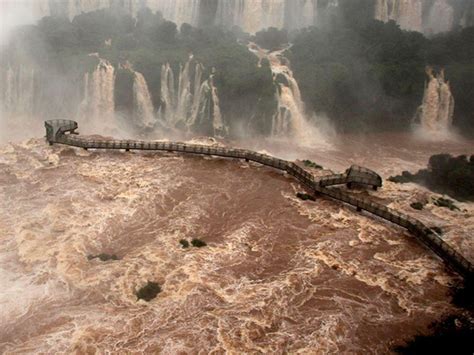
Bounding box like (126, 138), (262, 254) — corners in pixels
(136, 281), (161, 302)
(302, 160), (323, 169)
(389, 154), (474, 202)
(191, 239), (207, 248)
(87, 253), (119, 261)
(296, 192), (316, 202)
(179, 239), (190, 249)
(433, 197), (460, 211)
(410, 202), (424, 211)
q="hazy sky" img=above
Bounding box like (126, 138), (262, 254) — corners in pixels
(0, 0), (43, 44)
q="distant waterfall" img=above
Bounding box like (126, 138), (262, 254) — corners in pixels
(158, 56), (226, 136)
(80, 55), (115, 123)
(0, 66), (35, 116)
(417, 67), (454, 133)
(375, 0), (423, 32)
(133, 71), (155, 128)
(248, 43), (319, 145)
(425, 0), (454, 35)
(6, 0), (471, 35)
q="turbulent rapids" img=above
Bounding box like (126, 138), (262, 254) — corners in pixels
(46, 119), (473, 281)
(1, 123), (473, 353)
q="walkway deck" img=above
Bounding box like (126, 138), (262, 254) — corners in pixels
(45, 120), (473, 281)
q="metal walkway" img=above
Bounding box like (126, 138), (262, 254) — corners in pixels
(45, 120), (473, 280)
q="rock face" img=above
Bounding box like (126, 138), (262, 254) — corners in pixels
(8, 0), (471, 34)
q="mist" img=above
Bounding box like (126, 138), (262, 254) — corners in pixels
(1, 1), (474, 354)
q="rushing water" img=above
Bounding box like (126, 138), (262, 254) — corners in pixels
(416, 67), (454, 136)
(133, 71), (155, 129)
(79, 55), (116, 128)
(248, 43), (328, 147)
(159, 56), (227, 136)
(2, 0), (468, 36)
(0, 66), (35, 116)
(0, 132), (473, 353)
(375, 0), (423, 32)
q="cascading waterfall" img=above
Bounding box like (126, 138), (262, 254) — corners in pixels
(80, 55), (115, 123)
(425, 0), (454, 35)
(375, 0), (423, 32)
(133, 71), (155, 129)
(417, 67), (454, 133)
(158, 56), (226, 136)
(209, 70), (225, 134)
(6, 0), (472, 35)
(374, 0), (461, 34)
(248, 43), (319, 145)
(0, 66), (35, 116)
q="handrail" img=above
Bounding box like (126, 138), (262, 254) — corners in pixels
(45, 120), (473, 280)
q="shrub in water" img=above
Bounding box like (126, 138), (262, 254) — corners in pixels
(179, 239), (190, 248)
(410, 202), (424, 210)
(433, 197), (460, 211)
(296, 192), (316, 201)
(136, 281), (161, 302)
(302, 160), (323, 169)
(87, 253), (119, 261)
(191, 238), (207, 248)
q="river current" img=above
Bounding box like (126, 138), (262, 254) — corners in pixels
(0, 132), (473, 353)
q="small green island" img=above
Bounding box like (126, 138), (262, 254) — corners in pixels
(390, 154), (474, 202)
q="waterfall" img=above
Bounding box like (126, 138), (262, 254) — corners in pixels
(425, 0), (454, 35)
(248, 43), (319, 145)
(146, 0), (202, 27)
(417, 67), (454, 133)
(375, 0), (423, 32)
(133, 71), (155, 128)
(80, 55), (115, 123)
(374, 0), (458, 34)
(158, 56), (226, 135)
(5, 0), (471, 35)
(209, 70), (225, 135)
(0, 66), (35, 116)
(216, 0), (286, 34)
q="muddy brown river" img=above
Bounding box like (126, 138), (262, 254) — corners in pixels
(0, 132), (473, 353)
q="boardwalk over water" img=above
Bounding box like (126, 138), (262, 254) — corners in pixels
(45, 120), (473, 280)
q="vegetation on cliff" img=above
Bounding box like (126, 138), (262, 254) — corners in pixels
(287, 17), (474, 135)
(7, 7), (276, 135)
(5, 4), (474, 136)
(389, 154), (474, 201)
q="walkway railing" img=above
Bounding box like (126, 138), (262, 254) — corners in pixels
(45, 120), (474, 280)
